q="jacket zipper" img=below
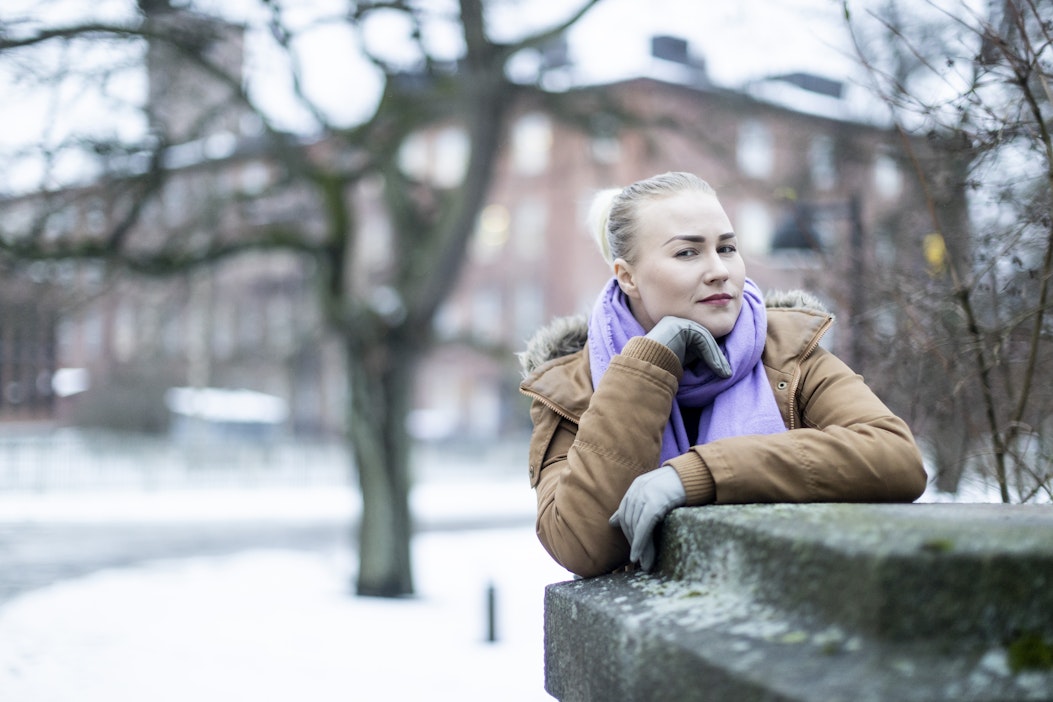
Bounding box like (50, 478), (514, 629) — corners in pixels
(520, 388), (580, 424)
(787, 315), (834, 431)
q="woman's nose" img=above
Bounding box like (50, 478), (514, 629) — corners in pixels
(702, 252), (730, 283)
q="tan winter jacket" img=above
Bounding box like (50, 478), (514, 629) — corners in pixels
(518, 291), (927, 578)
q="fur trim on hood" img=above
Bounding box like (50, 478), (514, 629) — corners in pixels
(517, 314), (588, 377)
(518, 289), (830, 377)
(763, 288), (828, 314)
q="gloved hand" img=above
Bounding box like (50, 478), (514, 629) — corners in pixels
(644, 316), (732, 378)
(609, 465), (686, 571)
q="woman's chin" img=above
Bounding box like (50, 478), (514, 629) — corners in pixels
(689, 316), (735, 339)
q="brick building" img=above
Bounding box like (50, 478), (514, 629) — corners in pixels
(416, 73), (926, 439)
(0, 21), (933, 441)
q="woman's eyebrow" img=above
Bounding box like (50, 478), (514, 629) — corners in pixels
(662, 232), (737, 245)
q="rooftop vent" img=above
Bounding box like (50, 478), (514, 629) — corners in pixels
(649, 35), (708, 86)
(651, 35), (690, 64)
(769, 72), (844, 99)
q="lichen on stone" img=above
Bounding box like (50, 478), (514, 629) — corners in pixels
(1007, 631), (1053, 673)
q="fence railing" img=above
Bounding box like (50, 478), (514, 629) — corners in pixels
(0, 429), (531, 493)
(0, 429), (351, 492)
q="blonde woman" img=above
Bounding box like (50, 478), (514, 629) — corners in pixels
(519, 171), (926, 578)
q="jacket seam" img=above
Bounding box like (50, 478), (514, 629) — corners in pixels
(574, 438), (651, 473)
(788, 315), (834, 430)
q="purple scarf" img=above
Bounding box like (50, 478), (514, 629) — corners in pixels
(588, 277), (786, 466)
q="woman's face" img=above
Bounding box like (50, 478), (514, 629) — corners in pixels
(614, 190), (746, 338)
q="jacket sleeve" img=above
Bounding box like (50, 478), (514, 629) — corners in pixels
(666, 346), (928, 504)
(530, 338), (681, 578)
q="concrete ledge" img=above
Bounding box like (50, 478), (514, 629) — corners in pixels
(544, 504), (1053, 701)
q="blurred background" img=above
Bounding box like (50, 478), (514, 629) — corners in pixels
(1, 0), (1051, 697)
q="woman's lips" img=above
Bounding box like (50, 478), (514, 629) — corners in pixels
(699, 293), (733, 305)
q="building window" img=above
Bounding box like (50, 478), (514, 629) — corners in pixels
(83, 199), (107, 235)
(352, 176), (394, 274)
(873, 153), (902, 199)
(514, 283), (543, 344)
(467, 380), (500, 437)
(432, 299), (465, 341)
(472, 203), (510, 263)
(397, 131), (429, 180)
(809, 135), (836, 191)
(162, 306), (184, 357)
(238, 299), (264, 349)
(734, 200), (774, 256)
(590, 134), (620, 164)
(113, 300), (137, 363)
(432, 126), (469, 187)
(43, 207), (74, 241)
(471, 286), (503, 343)
(239, 161), (271, 196)
(512, 112), (552, 176)
(213, 299), (235, 359)
(82, 309), (105, 361)
(396, 126), (468, 187)
(163, 177), (189, 227)
(737, 120), (773, 178)
(513, 199), (546, 261)
(268, 294), (295, 354)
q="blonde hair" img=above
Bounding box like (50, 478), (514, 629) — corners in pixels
(588, 172), (717, 266)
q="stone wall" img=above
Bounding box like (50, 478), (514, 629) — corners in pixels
(544, 503), (1053, 701)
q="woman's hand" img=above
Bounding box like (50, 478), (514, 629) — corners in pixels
(645, 316), (731, 377)
(609, 465), (687, 571)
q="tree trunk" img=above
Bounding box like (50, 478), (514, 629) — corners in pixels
(347, 335), (417, 597)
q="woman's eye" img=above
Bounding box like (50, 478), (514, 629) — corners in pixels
(718, 244), (737, 254)
(675, 248), (698, 258)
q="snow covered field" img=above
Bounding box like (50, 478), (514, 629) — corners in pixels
(0, 530), (569, 701)
(0, 474), (572, 701)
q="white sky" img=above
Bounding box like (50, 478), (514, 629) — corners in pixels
(567, 0), (854, 85)
(253, 0), (861, 129)
(1, 0), (858, 129)
(0, 0), (864, 190)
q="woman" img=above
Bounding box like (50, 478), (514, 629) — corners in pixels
(518, 172), (927, 578)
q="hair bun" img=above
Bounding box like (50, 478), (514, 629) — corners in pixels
(587, 188), (621, 266)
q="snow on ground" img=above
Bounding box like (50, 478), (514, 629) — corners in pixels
(0, 473), (573, 701)
(0, 527), (570, 701)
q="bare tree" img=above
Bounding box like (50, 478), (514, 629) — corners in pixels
(844, 0), (1053, 502)
(0, 0), (603, 595)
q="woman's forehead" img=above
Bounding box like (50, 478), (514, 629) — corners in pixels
(637, 191), (731, 235)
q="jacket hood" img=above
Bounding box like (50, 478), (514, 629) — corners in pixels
(517, 289), (830, 376)
(517, 314), (589, 377)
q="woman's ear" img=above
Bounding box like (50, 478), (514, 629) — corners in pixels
(613, 258), (640, 299)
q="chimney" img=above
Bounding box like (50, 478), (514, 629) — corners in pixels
(650, 35), (708, 86)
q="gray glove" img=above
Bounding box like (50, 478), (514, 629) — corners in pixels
(645, 316), (731, 378)
(609, 465), (686, 571)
